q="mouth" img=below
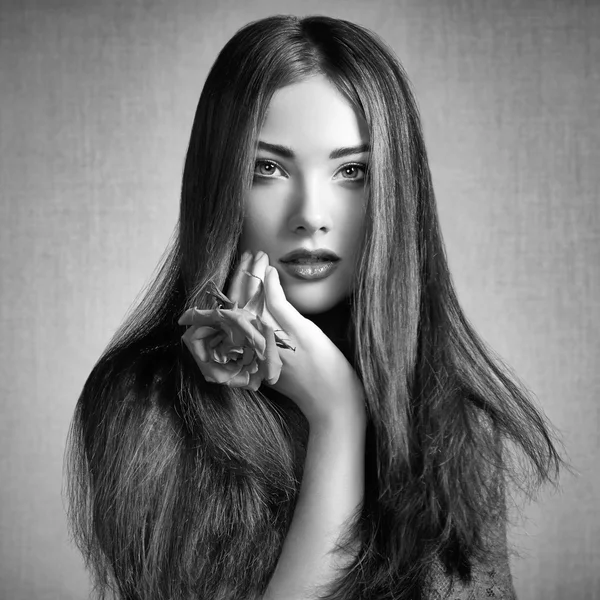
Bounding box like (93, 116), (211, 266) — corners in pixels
(279, 261), (339, 280)
(279, 248), (340, 281)
(279, 248), (340, 264)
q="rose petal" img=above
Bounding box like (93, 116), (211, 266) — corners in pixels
(230, 328), (248, 348)
(219, 320), (246, 348)
(180, 306), (276, 390)
(212, 348), (231, 364)
(215, 343), (243, 363)
(191, 326), (220, 340)
(245, 371), (263, 391)
(241, 346), (255, 366)
(216, 346), (243, 364)
(194, 338), (212, 363)
(183, 329), (214, 362)
(208, 331), (226, 349)
(224, 370), (251, 388)
(220, 309), (265, 353)
(219, 309), (267, 358)
(246, 358), (259, 374)
(259, 320), (283, 385)
(198, 359), (243, 384)
(178, 308), (221, 327)
(219, 321), (237, 345)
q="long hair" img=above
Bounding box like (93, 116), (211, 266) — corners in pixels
(66, 15), (562, 600)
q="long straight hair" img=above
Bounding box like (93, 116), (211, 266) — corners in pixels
(66, 15), (562, 600)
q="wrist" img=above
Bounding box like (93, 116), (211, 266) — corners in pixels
(307, 402), (367, 439)
(281, 369), (367, 431)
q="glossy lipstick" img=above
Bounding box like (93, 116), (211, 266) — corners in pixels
(279, 248), (340, 281)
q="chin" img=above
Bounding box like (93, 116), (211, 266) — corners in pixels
(283, 284), (346, 316)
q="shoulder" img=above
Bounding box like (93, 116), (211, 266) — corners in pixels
(424, 551), (517, 600)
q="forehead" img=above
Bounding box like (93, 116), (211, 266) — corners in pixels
(259, 75), (369, 154)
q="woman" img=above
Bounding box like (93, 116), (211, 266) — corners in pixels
(66, 15), (562, 600)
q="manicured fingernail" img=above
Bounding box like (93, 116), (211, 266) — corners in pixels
(255, 250), (265, 260)
(240, 250), (251, 262)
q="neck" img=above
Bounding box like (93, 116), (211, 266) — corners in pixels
(304, 297), (354, 363)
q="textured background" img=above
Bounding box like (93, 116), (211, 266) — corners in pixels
(1, 0), (598, 598)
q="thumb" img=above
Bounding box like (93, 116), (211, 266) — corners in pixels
(264, 266), (303, 333)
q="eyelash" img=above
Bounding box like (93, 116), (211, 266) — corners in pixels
(253, 159), (367, 182)
(254, 160), (286, 179)
(335, 163), (367, 182)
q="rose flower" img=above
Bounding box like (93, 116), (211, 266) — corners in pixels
(178, 275), (293, 391)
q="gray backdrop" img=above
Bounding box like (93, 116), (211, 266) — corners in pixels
(1, 0), (598, 598)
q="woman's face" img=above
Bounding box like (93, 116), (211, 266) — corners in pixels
(240, 74), (369, 315)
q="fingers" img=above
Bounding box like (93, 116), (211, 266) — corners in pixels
(227, 250), (271, 307)
(246, 251), (270, 300)
(261, 320), (283, 385)
(226, 251), (252, 305)
(264, 265), (303, 333)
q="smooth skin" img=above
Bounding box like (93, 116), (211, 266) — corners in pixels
(227, 256), (366, 600)
(228, 253), (364, 425)
(226, 75), (369, 599)
(239, 74), (369, 315)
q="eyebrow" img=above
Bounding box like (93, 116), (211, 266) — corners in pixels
(257, 141), (370, 160)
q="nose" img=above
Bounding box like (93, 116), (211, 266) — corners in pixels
(287, 177), (333, 235)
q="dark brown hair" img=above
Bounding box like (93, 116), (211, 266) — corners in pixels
(66, 14), (561, 600)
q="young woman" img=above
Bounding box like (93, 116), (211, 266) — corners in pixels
(66, 14), (562, 600)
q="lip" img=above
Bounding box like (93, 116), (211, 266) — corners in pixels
(280, 260), (339, 281)
(279, 248), (341, 264)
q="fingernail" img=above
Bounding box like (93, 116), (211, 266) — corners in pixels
(255, 250), (265, 260)
(240, 250), (251, 262)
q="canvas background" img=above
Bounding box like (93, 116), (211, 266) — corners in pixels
(1, 0), (598, 598)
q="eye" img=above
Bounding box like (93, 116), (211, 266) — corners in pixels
(254, 159), (286, 179)
(334, 163), (367, 182)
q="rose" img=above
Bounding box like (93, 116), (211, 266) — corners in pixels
(178, 307), (280, 391)
(178, 274), (293, 391)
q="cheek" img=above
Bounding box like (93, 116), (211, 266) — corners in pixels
(337, 202), (366, 253)
(240, 199), (286, 253)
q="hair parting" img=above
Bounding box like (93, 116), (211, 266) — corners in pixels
(66, 14), (563, 600)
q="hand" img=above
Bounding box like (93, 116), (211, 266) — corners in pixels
(226, 251), (366, 428)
